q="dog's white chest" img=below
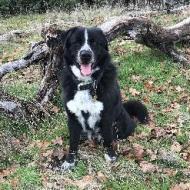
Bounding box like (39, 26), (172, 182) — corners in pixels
(67, 90), (103, 132)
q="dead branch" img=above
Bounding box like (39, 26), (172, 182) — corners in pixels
(0, 41), (48, 80)
(100, 16), (190, 64)
(166, 17), (190, 41)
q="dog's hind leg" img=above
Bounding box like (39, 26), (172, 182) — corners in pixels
(116, 107), (136, 139)
(101, 116), (117, 162)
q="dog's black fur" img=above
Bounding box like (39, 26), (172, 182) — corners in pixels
(54, 26), (148, 170)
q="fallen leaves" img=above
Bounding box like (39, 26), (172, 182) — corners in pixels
(171, 142), (182, 153)
(46, 174), (99, 190)
(129, 87), (140, 96)
(171, 183), (190, 190)
(144, 80), (154, 91)
(0, 166), (17, 184)
(131, 75), (141, 82)
(133, 143), (145, 161)
(139, 161), (158, 173)
(96, 171), (107, 182)
(175, 86), (184, 92)
(52, 137), (64, 146)
(122, 143), (145, 161)
(29, 140), (50, 150)
(51, 105), (60, 113)
(150, 125), (179, 139)
(38, 137), (67, 170)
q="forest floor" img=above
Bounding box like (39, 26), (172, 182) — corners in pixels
(0, 6), (190, 190)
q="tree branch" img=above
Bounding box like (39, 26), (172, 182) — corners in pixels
(0, 41), (48, 80)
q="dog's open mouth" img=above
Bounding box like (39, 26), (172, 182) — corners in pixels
(80, 63), (92, 76)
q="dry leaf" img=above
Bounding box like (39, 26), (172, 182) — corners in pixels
(52, 137), (63, 146)
(176, 86), (183, 92)
(64, 175), (94, 190)
(132, 75), (141, 82)
(146, 149), (157, 161)
(34, 140), (50, 149)
(122, 147), (133, 158)
(42, 149), (53, 158)
(180, 152), (190, 162)
(144, 80), (154, 91)
(133, 143), (145, 161)
(162, 168), (177, 177)
(129, 87), (140, 96)
(51, 106), (60, 113)
(171, 142), (182, 153)
(139, 161), (157, 173)
(52, 147), (66, 160)
(170, 183), (190, 190)
(97, 171), (107, 182)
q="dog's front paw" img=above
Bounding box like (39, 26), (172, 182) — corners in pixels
(104, 147), (117, 163)
(59, 152), (76, 172)
(104, 153), (117, 162)
(60, 161), (75, 171)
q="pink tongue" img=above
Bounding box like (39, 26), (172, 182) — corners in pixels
(80, 64), (92, 76)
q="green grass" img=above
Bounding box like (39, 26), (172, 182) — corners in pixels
(0, 8), (190, 190)
(4, 81), (39, 101)
(0, 167), (42, 190)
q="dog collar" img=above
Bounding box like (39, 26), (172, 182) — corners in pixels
(77, 81), (95, 91)
(77, 80), (97, 99)
(76, 71), (103, 99)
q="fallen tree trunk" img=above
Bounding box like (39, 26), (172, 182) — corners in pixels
(166, 17), (190, 41)
(100, 16), (190, 64)
(0, 16), (190, 122)
(0, 42), (48, 80)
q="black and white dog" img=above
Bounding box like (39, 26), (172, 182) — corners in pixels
(55, 26), (148, 171)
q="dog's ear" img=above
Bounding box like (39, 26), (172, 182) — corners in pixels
(59, 26), (80, 48)
(96, 28), (108, 51)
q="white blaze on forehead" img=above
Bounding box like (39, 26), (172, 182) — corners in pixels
(76, 28), (95, 69)
(81, 29), (92, 51)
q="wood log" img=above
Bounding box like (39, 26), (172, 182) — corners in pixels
(100, 16), (190, 64)
(166, 17), (190, 41)
(0, 42), (48, 80)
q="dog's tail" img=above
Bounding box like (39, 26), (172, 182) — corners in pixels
(123, 100), (149, 124)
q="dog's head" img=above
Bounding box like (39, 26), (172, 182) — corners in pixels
(62, 27), (109, 78)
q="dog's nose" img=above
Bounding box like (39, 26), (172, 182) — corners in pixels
(80, 50), (92, 63)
